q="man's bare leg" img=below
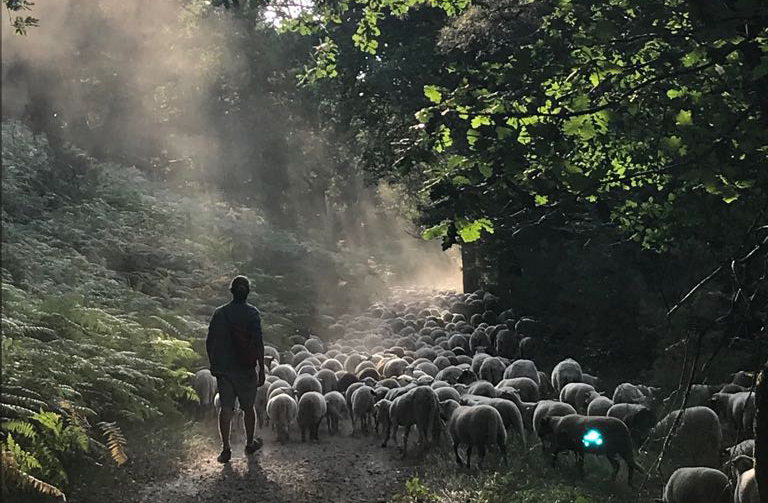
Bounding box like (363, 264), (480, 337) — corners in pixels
(217, 408), (233, 463)
(243, 405), (263, 454)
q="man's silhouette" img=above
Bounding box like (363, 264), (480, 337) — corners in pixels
(206, 275), (265, 462)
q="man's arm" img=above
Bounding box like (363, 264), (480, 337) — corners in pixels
(253, 311), (265, 383)
(206, 310), (217, 368)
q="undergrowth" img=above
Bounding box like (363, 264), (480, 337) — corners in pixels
(0, 121), (386, 499)
(392, 443), (664, 503)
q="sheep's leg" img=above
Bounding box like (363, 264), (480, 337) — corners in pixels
(551, 448), (560, 468)
(326, 413), (332, 433)
(381, 420), (390, 447)
(301, 425), (307, 442)
(577, 452), (585, 479)
(498, 439), (508, 465)
(608, 454), (620, 482)
(402, 425), (411, 459)
(477, 444), (486, 469)
(465, 445), (473, 469)
(453, 441), (462, 466)
(624, 455), (635, 487)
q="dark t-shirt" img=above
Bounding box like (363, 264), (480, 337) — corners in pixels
(206, 300), (263, 374)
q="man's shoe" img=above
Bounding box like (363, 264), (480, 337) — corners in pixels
(217, 448), (232, 463)
(244, 438), (263, 455)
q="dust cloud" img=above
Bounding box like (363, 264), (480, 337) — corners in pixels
(1, 0), (463, 301)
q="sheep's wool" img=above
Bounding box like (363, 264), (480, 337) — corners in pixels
(582, 429), (604, 448)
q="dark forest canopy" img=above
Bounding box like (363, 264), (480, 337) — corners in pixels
(281, 0), (767, 363)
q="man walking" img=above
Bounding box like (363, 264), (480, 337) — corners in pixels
(206, 275), (265, 463)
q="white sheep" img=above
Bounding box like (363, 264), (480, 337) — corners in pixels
(297, 391), (327, 441)
(647, 406), (722, 475)
(315, 368), (339, 394)
(459, 395), (526, 448)
(497, 377), (539, 402)
(192, 369), (217, 416)
(709, 391), (755, 440)
(324, 390), (348, 435)
(293, 374), (323, 399)
(532, 400), (576, 438)
(382, 386), (440, 457)
(267, 393), (298, 443)
(503, 359), (539, 386)
(254, 381), (270, 428)
(586, 396), (613, 416)
(559, 382), (600, 415)
(613, 382), (660, 410)
(373, 398), (392, 439)
(551, 358), (583, 394)
(659, 466), (732, 503)
(270, 364), (298, 385)
(730, 455), (758, 503)
(478, 357), (505, 385)
(442, 401), (507, 468)
(606, 403), (656, 446)
(435, 386), (461, 403)
(351, 385), (376, 435)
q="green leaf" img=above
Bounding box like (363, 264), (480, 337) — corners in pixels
(434, 124), (453, 152)
(682, 47), (706, 68)
(752, 57), (768, 81)
(470, 115), (492, 128)
(495, 127), (513, 140)
(675, 109), (693, 126)
(666, 89), (683, 99)
(534, 194), (549, 206)
(478, 163), (492, 178)
(452, 175), (471, 186)
(414, 108), (432, 124)
(457, 218), (494, 242)
(423, 85), (442, 104)
(467, 129), (481, 147)
(563, 115), (596, 140)
(422, 222), (449, 240)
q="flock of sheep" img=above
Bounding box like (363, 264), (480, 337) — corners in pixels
(193, 288), (758, 503)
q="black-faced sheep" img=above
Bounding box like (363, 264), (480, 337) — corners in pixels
(538, 414), (642, 486)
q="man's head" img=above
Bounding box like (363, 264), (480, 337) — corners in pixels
(230, 275), (250, 302)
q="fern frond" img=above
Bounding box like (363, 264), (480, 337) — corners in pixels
(97, 422), (127, 466)
(1, 449), (66, 500)
(1, 420), (37, 439)
(0, 402), (36, 418)
(148, 315), (182, 338)
(2, 392), (48, 411)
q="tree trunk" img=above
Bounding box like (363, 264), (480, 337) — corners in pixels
(461, 244), (479, 294)
(756, 359), (768, 503)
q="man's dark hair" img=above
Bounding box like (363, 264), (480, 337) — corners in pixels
(230, 275), (250, 302)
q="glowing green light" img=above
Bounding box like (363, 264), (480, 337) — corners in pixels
(582, 429), (604, 448)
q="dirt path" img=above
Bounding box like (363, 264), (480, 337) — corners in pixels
(70, 418), (422, 503)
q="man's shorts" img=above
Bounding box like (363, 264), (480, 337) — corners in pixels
(216, 369), (258, 410)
